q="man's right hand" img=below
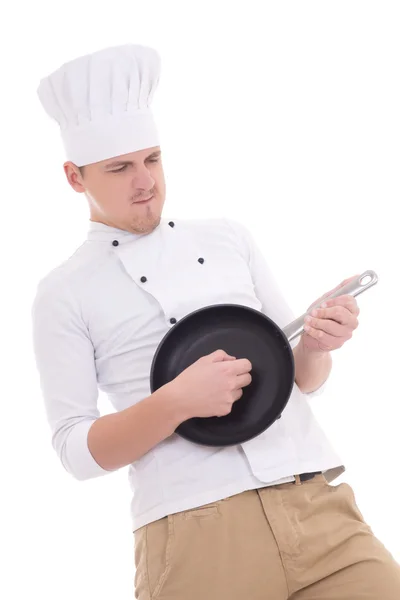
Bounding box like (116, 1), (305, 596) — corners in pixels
(167, 349), (253, 421)
(87, 350), (252, 471)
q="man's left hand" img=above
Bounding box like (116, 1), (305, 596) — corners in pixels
(301, 278), (360, 353)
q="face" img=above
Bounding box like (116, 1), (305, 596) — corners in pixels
(64, 146), (166, 234)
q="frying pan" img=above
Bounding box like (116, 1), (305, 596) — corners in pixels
(150, 270), (378, 446)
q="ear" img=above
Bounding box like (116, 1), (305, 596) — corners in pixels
(63, 161), (86, 193)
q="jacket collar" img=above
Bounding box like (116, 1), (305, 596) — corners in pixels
(86, 218), (179, 244)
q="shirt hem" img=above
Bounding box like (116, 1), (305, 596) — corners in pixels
(130, 461), (345, 531)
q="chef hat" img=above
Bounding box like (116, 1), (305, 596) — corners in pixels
(37, 44), (161, 167)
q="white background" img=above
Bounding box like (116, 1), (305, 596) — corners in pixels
(1, 1), (399, 598)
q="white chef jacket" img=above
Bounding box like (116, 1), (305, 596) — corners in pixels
(31, 217), (345, 531)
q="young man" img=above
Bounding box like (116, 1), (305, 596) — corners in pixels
(32, 44), (400, 599)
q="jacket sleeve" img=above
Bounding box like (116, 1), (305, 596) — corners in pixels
(31, 274), (113, 480)
(224, 218), (327, 397)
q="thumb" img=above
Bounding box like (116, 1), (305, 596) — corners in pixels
(208, 349), (236, 362)
(308, 274), (359, 310)
(324, 275), (359, 298)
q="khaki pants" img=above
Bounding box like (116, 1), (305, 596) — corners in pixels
(134, 474), (400, 599)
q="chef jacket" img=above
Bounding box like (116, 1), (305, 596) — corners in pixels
(31, 217), (345, 531)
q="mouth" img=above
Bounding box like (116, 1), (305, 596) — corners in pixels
(133, 195), (154, 205)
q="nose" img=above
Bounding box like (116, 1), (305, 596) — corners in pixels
(133, 167), (155, 192)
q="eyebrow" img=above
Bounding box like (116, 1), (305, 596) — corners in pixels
(104, 151), (161, 169)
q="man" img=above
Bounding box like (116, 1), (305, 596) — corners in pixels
(32, 44), (400, 599)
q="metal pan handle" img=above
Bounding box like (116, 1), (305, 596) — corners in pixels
(283, 270), (379, 344)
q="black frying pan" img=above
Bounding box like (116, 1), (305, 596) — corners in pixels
(150, 271), (378, 446)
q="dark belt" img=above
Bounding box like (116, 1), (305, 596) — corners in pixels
(292, 471), (322, 483)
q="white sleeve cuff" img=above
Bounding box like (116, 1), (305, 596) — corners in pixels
(58, 419), (114, 481)
(304, 379), (328, 398)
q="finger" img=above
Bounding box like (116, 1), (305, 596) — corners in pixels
(235, 373), (252, 389)
(303, 326), (349, 349)
(305, 316), (346, 338)
(310, 305), (358, 327)
(232, 388), (244, 402)
(322, 295), (360, 316)
(230, 358), (252, 375)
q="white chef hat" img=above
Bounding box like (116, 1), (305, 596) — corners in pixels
(37, 44), (161, 167)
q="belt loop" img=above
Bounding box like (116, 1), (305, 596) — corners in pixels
(294, 474), (301, 486)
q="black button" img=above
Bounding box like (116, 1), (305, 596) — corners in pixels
(140, 276), (147, 283)
(112, 240), (119, 247)
(170, 317), (177, 324)
(168, 221), (175, 228)
(198, 257), (205, 264)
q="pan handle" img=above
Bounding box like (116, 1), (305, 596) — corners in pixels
(282, 270), (379, 344)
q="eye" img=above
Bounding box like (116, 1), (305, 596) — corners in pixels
(149, 158), (159, 163)
(112, 165), (128, 173)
